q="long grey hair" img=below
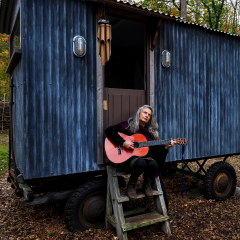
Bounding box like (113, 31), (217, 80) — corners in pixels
(127, 105), (159, 140)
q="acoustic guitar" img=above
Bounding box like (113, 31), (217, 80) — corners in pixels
(105, 132), (188, 163)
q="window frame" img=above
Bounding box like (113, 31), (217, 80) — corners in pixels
(6, 10), (21, 74)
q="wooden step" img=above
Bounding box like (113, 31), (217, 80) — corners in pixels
(107, 210), (169, 232)
(106, 165), (171, 239)
(117, 190), (162, 203)
(123, 211), (169, 232)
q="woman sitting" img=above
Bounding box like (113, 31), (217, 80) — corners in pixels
(105, 105), (176, 202)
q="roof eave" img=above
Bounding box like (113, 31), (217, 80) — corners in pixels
(92, 0), (178, 20)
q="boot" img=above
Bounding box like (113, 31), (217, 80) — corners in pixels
(143, 177), (153, 198)
(127, 178), (137, 200)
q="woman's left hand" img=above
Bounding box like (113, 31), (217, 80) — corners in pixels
(165, 139), (177, 150)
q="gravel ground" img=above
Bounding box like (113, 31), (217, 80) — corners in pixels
(0, 155), (240, 240)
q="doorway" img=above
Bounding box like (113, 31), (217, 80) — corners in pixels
(103, 16), (148, 130)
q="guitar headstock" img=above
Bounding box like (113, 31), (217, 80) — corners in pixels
(175, 138), (188, 146)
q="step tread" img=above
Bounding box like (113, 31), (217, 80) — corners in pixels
(117, 190), (162, 203)
(122, 211), (169, 231)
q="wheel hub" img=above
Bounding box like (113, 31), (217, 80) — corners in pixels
(79, 191), (106, 228)
(82, 196), (105, 222)
(214, 172), (232, 197)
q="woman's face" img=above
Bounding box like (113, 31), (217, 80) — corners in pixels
(139, 108), (152, 127)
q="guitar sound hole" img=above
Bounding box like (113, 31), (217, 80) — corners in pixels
(133, 142), (139, 148)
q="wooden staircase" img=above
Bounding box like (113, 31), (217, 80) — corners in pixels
(105, 165), (171, 240)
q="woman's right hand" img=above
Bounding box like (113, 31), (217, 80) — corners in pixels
(123, 141), (134, 150)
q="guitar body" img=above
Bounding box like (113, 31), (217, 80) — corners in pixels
(105, 133), (149, 163)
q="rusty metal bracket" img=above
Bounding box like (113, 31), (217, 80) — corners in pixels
(195, 159), (208, 175)
(17, 174), (34, 201)
(222, 156), (229, 162)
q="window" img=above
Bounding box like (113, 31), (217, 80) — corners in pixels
(10, 11), (21, 57)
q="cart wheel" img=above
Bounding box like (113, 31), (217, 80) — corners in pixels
(65, 180), (107, 231)
(204, 161), (236, 201)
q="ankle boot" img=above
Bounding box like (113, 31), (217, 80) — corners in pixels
(127, 178), (137, 200)
(143, 178), (153, 198)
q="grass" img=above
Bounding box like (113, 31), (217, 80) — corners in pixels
(0, 132), (9, 175)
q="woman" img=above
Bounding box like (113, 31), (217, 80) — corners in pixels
(105, 105), (176, 201)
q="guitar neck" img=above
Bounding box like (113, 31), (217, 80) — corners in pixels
(138, 139), (170, 148)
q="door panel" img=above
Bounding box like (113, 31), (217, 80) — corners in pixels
(104, 88), (146, 130)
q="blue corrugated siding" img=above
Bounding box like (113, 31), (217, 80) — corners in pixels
(12, 59), (24, 173)
(10, 1), (24, 176)
(16, 0), (98, 179)
(155, 20), (240, 162)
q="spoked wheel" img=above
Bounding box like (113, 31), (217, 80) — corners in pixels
(204, 161), (236, 201)
(65, 180), (107, 231)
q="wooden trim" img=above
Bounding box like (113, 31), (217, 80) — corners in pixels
(106, 6), (150, 22)
(97, 8), (104, 165)
(6, 49), (22, 74)
(147, 22), (155, 108)
(151, 18), (162, 51)
(97, 56), (103, 165)
(149, 49), (154, 108)
(146, 26), (150, 106)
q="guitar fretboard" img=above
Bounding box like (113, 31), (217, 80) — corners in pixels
(138, 139), (171, 148)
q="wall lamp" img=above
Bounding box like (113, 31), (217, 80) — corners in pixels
(73, 36), (86, 57)
(162, 50), (171, 68)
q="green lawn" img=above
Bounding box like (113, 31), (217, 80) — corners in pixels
(0, 133), (9, 175)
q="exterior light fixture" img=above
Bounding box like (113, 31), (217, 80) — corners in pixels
(73, 36), (86, 57)
(162, 50), (171, 68)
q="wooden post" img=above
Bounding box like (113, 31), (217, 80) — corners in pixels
(107, 166), (127, 240)
(181, 0), (186, 19)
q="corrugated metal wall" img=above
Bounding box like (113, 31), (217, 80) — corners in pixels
(10, 1), (24, 174)
(155, 20), (240, 162)
(12, 60), (24, 173)
(13, 0), (98, 179)
(12, 1), (240, 178)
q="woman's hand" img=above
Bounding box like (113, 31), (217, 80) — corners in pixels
(123, 141), (134, 150)
(165, 139), (177, 150)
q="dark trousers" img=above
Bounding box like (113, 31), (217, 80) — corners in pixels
(130, 157), (158, 182)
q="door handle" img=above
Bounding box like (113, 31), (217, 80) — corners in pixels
(103, 100), (108, 110)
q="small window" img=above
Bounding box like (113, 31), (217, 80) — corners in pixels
(10, 11), (21, 57)
(13, 21), (20, 50)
